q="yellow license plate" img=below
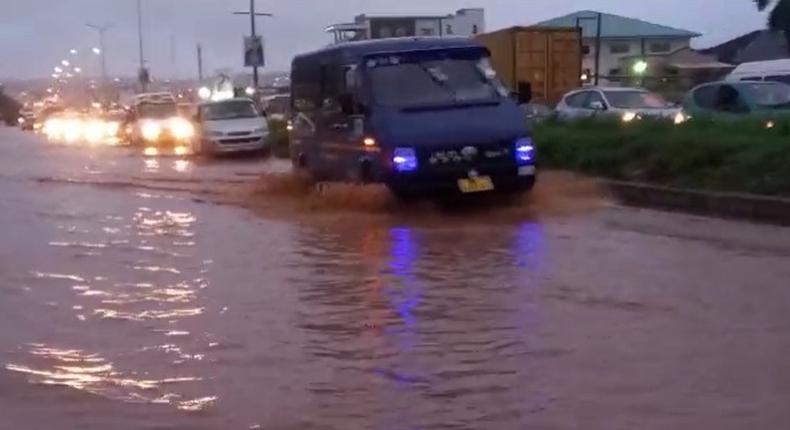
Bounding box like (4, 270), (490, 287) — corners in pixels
(457, 176), (495, 193)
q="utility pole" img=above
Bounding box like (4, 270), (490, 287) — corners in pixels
(576, 13), (603, 85)
(197, 44), (204, 81)
(86, 23), (113, 83)
(233, 0), (273, 89)
(594, 12), (602, 86)
(136, 0), (148, 92)
(170, 34), (178, 80)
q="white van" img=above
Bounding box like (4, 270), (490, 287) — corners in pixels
(726, 59), (790, 84)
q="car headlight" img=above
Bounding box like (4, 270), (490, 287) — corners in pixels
(621, 112), (638, 123)
(104, 121), (120, 137)
(169, 117), (194, 140)
(514, 137), (535, 165)
(84, 120), (105, 143)
(141, 121), (162, 141)
(673, 112), (688, 125)
(253, 127), (267, 134)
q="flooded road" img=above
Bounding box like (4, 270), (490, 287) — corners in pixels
(2, 127), (790, 430)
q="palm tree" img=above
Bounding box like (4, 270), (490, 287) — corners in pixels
(754, 0), (790, 53)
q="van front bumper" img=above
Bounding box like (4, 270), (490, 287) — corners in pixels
(386, 164), (536, 197)
(203, 135), (268, 154)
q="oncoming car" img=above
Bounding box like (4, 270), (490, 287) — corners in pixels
(289, 37), (536, 198)
(193, 98), (269, 155)
(125, 93), (195, 154)
(683, 80), (790, 116)
(556, 87), (685, 123)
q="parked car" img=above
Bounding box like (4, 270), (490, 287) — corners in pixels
(726, 59), (790, 85)
(289, 37), (536, 198)
(261, 94), (290, 121)
(555, 87), (684, 123)
(193, 98), (269, 156)
(521, 102), (554, 125)
(683, 80), (790, 116)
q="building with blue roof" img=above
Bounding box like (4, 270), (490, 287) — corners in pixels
(533, 10), (701, 84)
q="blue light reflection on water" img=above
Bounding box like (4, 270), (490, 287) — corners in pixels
(387, 227), (421, 328)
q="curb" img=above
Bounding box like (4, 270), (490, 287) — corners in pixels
(604, 180), (790, 226)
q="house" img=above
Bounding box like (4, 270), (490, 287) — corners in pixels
(533, 10), (701, 84)
(700, 30), (789, 64)
(325, 8), (485, 44)
(612, 48), (734, 100)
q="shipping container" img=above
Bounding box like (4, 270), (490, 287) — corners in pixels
(477, 27), (582, 106)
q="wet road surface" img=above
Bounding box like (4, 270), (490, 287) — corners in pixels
(2, 127), (790, 430)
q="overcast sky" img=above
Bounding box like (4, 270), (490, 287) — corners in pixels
(1, 0), (768, 79)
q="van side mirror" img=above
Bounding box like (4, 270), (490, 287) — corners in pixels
(337, 93), (355, 116)
(589, 101), (606, 111)
(517, 81), (532, 104)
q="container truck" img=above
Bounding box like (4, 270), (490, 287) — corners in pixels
(477, 27), (582, 105)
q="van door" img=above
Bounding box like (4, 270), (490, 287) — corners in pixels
(290, 61), (321, 172)
(316, 64), (366, 181)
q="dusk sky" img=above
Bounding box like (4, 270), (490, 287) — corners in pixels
(1, 0), (769, 80)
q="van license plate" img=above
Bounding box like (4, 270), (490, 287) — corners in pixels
(458, 176), (495, 193)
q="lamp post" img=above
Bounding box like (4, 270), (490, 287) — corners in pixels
(86, 23), (113, 83)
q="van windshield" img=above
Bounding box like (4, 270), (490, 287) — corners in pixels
(138, 103), (178, 119)
(367, 55), (506, 108)
(200, 100), (259, 120)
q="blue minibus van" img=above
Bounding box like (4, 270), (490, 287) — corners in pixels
(289, 37), (535, 197)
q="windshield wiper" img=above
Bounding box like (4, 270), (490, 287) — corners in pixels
(416, 62), (458, 101)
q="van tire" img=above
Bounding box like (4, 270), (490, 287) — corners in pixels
(358, 159), (374, 184)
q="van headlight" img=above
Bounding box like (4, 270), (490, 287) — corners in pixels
(393, 147), (418, 172)
(169, 117), (194, 140)
(514, 137), (535, 165)
(141, 121), (162, 141)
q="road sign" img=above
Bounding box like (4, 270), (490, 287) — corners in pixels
(244, 36), (264, 67)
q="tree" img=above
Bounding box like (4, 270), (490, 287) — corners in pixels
(754, 0), (790, 53)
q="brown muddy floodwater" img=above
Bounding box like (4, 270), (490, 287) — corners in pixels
(2, 128), (790, 430)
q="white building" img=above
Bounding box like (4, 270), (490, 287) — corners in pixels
(326, 8), (485, 44)
(534, 11), (701, 84)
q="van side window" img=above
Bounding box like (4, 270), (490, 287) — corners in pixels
(344, 65), (359, 92)
(292, 63), (321, 112)
(765, 75), (790, 85)
(320, 65), (343, 110)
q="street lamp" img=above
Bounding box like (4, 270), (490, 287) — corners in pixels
(86, 23), (113, 83)
(54, 66), (63, 73)
(70, 49), (78, 55)
(74, 67), (82, 74)
(61, 60), (70, 67)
